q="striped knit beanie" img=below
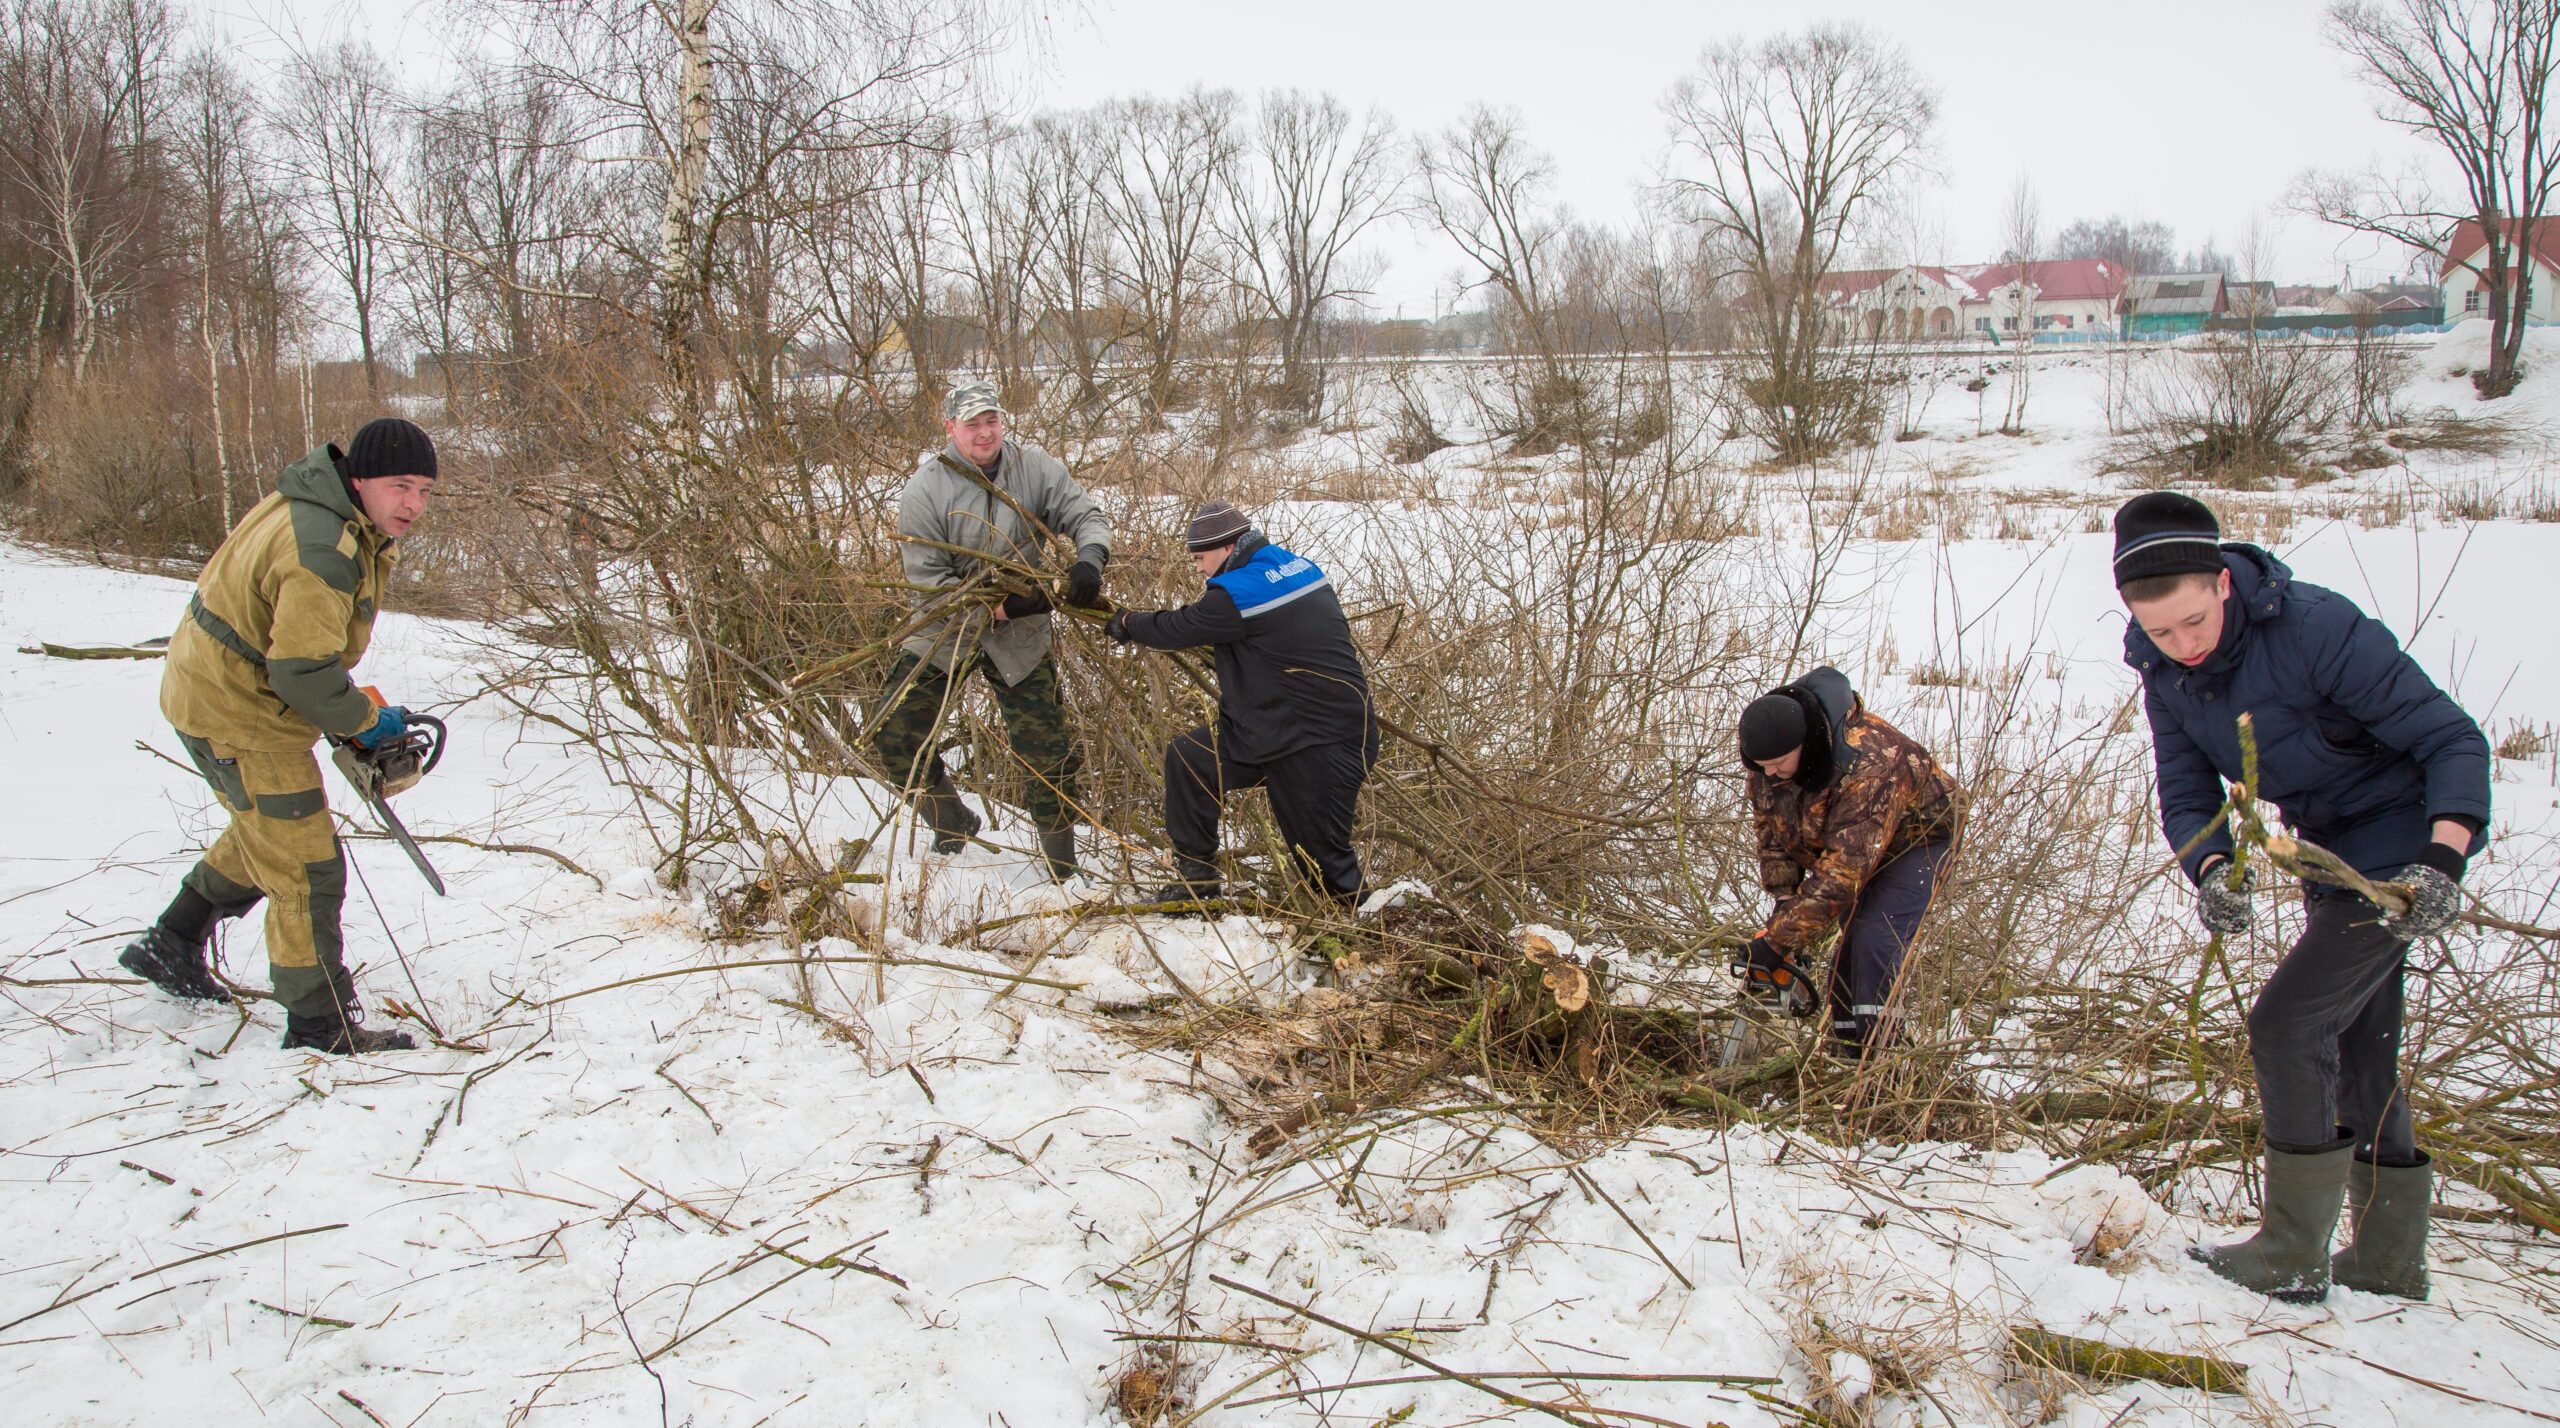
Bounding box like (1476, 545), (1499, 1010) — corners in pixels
(2111, 492), (2222, 588)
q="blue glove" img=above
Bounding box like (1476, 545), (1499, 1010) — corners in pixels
(353, 704), (409, 750)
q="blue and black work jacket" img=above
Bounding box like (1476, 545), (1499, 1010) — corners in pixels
(1118, 531), (1376, 765)
(2126, 543), (2491, 884)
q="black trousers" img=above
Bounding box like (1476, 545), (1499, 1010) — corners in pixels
(1164, 725), (1375, 897)
(2247, 889), (2418, 1164)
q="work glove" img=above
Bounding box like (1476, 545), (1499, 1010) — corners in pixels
(352, 704), (409, 750)
(1000, 588), (1052, 620)
(1064, 558), (1105, 609)
(1732, 936), (1817, 1018)
(2195, 858), (2256, 936)
(2380, 847), (2464, 941)
(1103, 611), (1135, 645)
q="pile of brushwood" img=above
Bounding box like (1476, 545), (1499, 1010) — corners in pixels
(1086, 732), (2560, 1239)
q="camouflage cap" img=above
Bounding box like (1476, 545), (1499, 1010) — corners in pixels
(942, 378), (1003, 423)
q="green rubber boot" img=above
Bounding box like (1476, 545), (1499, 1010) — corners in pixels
(917, 775), (981, 855)
(1037, 826), (1080, 881)
(2188, 1137), (2352, 1304)
(2332, 1154), (2432, 1300)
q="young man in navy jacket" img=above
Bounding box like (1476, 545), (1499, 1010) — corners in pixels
(1106, 500), (1379, 906)
(2115, 492), (2489, 1304)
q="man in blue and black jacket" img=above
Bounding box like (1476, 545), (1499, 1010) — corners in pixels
(1106, 500), (1379, 905)
(2116, 491), (2489, 1306)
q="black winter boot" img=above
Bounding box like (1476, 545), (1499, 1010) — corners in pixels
(1038, 826), (1080, 881)
(1152, 854), (1221, 909)
(917, 776), (981, 855)
(2333, 1154), (2432, 1300)
(2189, 1137), (2353, 1303)
(282, 1004), (417, 1055)
(118, 924), (226, 1002)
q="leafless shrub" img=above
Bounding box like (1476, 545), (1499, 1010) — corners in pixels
(2119, 336), (2347, 482)
(2385, 410), (2516, 455)
(1380, 362), (1451, 465)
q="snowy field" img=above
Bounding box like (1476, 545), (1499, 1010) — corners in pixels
(6, 329), (2560, 1426)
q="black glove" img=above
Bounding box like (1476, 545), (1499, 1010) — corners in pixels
(1103, 611), (1134, 644)
(2196, 858), (2257, 936)
(1064, 559), (1105, 609)
(1732, 936), (1816, 1017)
(2380, 844), (2465, 941)
(1001, 588), (1052, 619)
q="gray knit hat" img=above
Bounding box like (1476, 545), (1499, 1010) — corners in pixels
(1186, 499), (1251, 552)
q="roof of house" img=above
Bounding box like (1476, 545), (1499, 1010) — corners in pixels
(1960, 258), (2128, 303)
(2440, 218), (2560, 278)
(1818, 265), (1976, 302)
(2123, 272), (2226, 315)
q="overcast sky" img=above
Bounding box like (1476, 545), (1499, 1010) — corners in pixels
(224, 0), (2446, 315)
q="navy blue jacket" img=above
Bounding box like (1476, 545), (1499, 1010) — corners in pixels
(1120, 531), (1376, 764)
(2126, 544), (2490, 884)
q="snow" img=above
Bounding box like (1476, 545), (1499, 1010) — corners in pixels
(7, 330), (2560, 1425)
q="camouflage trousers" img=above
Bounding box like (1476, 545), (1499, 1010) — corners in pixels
(174, 730), (352, 1019)
(869, 652), (1081, 833)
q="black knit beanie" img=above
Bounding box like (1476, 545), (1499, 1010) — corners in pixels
(343, 418), (438, 483)
(2111, 492), (2221, 588)
(1738, 692), (1809, 763)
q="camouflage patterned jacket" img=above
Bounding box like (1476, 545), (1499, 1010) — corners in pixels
(161, 445), (395, 752)
(1746, 667), (1961, 953)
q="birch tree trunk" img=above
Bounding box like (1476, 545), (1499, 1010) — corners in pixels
(656, 0), (716, 412)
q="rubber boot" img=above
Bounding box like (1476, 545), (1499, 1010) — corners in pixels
(282, 1002), (417, 1055)
(1038, 826), (1080, 881)
(117, 924), (226, 1002)
(2332, 1154), (2432, 1300)
(917, 775), (981, 855)
(1153, 855), (1222, 910)
(2188, 1136), (2353, 1303)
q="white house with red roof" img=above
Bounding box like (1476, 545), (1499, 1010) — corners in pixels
(1959, 258), (2128, 339)
(2439, 218), (2560, 322)
(1818, 265), (1977, 340)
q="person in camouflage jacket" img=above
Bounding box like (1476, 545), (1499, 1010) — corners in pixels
(1737, 666), (1961, 1052)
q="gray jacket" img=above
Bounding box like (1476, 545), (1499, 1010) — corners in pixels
(897, 439), (1111, 684)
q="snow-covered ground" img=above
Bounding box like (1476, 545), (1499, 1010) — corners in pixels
(6, 330), (2560, 1425)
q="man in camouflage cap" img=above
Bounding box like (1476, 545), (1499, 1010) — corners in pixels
(871, 379), (1111, 878)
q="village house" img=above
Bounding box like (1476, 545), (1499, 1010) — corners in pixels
(2120, 272), (2228, 338)
(1819, 265), (1975, 341)
(1960, 258), (2128, 339)
(2438, 218), (2560, 322)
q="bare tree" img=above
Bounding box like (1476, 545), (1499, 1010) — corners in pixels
(2054, 213), (2179, 273)
(173, 45), (249, 523)
(1661, 22), (1936, 461)
(0, 0), (176, 381)
(1095, 87), (1240, 418)
(274, 38), (401, 398)
(1999, 175), (2040, 433)
(451, 0), (994, 414)
(2298, 0), (2560, 396)
(1222, 89), (1401, 414)
(945, 125), (1045, 397)
(1417, 105), (1563, 363)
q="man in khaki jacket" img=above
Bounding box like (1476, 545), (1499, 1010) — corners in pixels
(121, 418), (438, 1054)
(871, 379), (1111, 878)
